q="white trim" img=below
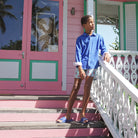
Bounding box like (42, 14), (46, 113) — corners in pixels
(120, 3), (124, 50)
(87, 0), (94, 16)
(62, 0), (68, 91)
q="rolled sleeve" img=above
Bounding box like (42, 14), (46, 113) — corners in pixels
(75, 39), (82, 66)
(99, 36), (108, 56)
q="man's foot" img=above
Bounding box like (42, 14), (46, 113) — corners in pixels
(56, 116), (73, 123)
(79, 117), (89, 124)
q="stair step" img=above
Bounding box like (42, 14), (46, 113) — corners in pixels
(0, 121), (107, 130)
(64, 136), (111, 138)
(0, 113), (101, 122)
(0, 95), (112, 138)
(0, 95), (83, 100)
(0, 128), (110, 138)
(0, 107), (100, 122)
(0, 100), (95, 108)
(0, 107), (97, 113)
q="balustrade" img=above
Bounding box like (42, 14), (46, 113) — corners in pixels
(91, 56), (138, 138)
(109, 50), (138, 86)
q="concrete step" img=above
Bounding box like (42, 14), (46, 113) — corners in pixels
(0, 107), (98, 113)
(60, 136), (111, 138)
(0, 121), (107, 130)
(0, 95), (95, 109)
(0, 113), (101, 122)
(0, 129), (110, 138)
(0, 95), (112, 138)
(0, 95), (83, 100)
(0, 121), (110, 137)
(0, 107), (101, 122)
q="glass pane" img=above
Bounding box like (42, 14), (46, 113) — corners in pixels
(0, 0), (24, 50)
(31, 0), (59, 52)
(97, 2), (119, 50)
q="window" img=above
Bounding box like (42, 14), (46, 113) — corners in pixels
(97, 3), (119, 50)
(31, 0), (59, 52)
(0, 0), (24, 50)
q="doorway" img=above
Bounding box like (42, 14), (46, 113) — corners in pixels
(0, 0), (63, 92)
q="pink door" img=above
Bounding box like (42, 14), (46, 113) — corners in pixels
(0, 0), (63, 92)
(26, 0), (63, 91)
(0, 0), (27, 90)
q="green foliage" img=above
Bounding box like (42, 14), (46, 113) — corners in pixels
(1, 40), (22, 50)
(136, 84), (138, 89)
(109, 26), (119, 50)
(0, 0), (17, 33)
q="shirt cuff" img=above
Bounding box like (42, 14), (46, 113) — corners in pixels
(102, 52), (111, 60)
(73, 62), (82, 66)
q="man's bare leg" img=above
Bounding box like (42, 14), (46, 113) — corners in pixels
(57, 78), (82, 122)
(66, 78), (82, 120)
(80, 76), (93, 122)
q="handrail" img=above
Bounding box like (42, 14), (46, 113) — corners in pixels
(109, 50), (138, 55)
(91, 57), (138, 138)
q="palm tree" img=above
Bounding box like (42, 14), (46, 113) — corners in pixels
(0, 0), (17, 33)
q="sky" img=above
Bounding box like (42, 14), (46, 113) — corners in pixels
(97, 24), (119, 50)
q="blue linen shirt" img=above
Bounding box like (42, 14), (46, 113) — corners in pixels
(75, 32), (108, 69)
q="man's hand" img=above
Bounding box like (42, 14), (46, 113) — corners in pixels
(104, 53), (110, 62)
(78, 66), (86, 80)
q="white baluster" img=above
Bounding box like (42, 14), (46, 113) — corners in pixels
(110, 56), (115, 68)
(124, 54), (130, 81)
(90, 55), (138, 138)
(128, 100), (136, 138)
(131, 55), (137, 85)
(116, 55), (123, 74)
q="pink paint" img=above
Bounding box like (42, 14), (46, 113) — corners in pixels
(25, 0), (63, 92)
(0, 113), (101, 122)
(0, 100), (96, 108)
(66, 0), (85, 95)
(0, 128), (109, 138)
(0, 0), (64, 94)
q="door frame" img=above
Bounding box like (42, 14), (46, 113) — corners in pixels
(0, 0), (28, 90)
(0, 0), (64, 94)
(25, 0), (63, 91)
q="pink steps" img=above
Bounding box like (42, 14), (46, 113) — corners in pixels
(0, 129), (109, 138)
(0, 112), (100, 122)
(0, 100), (95, 108)
(0, 95), (112, 138)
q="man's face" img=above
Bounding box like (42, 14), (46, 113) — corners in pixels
(83, 17), (95, 32)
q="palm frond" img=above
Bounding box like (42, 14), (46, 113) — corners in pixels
(0, 11), (17, 19)
(0, 16), (6, 33)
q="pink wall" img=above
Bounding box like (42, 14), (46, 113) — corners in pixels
(66, 0), (85, 95)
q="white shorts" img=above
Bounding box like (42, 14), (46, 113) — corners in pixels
(74, 68), (97, 78)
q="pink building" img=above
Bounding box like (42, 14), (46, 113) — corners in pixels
(0, 0), (137, 95)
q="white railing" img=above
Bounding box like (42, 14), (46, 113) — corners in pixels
(109, 50), (138, 86)
(91, 57), (138, 138)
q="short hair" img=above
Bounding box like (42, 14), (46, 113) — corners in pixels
(81, 15), (93, 26)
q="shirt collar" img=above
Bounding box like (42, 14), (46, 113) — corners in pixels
(83, 32), (96, 37)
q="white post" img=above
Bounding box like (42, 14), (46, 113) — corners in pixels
(62, 0), (68, 91)
(87, 0), (94, 16)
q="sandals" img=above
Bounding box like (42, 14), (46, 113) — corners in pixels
(79, 117), (89, 124)
(56, 116), (88, 124)
(56, 116), (73, 123)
